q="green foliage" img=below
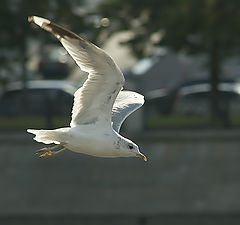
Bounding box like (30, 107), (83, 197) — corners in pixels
(0, 0), (86, 81)
(99, 0), (240, 58)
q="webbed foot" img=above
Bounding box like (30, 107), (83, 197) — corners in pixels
(35, 145), (67, 158)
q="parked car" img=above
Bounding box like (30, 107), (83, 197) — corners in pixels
(145, 79), (240, 116)
(174, 81), (240, 115)
(38, 46), (70, 79)
(0, 80), (79, 116)
(145, 88), (173, 115)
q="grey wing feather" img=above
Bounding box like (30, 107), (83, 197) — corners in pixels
(112, 91), (144, 133)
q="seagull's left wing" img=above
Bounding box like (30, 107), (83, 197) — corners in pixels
(112, 91), (144, 133)
(29, 16), (125, 127)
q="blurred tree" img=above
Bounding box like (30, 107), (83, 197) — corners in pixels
(98, 0), (240, 126)
(0, 0), (86, 85)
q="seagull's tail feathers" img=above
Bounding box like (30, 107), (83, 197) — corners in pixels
(27, 129), (68, 145)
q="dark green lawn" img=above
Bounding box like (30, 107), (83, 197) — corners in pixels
(147, 114), (240, 129)
(1, 114), (240, 130)
(0, 115), (70, 130)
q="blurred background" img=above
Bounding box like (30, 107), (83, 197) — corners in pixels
(1, 0), (240, 224)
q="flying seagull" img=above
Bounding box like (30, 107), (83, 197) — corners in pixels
(27, 16), (146, 161)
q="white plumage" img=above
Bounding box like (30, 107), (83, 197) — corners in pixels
(27, 16), (146, 161)
(112, 91), (144, 133)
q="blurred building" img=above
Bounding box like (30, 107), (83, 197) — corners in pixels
(129, 48), (240, 94)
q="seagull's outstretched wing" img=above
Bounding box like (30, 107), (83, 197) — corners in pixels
(29, 16), (125, 127)
(112, 91), (144, 133)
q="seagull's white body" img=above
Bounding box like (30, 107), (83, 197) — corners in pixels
(31, 126), (134, 158)
(27, 16), (146, 160)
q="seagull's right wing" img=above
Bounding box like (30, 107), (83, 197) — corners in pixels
(29, 16), (125, 127)
(112, 91), (144, 133)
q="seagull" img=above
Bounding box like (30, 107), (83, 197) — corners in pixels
(27, 16), (147, 161)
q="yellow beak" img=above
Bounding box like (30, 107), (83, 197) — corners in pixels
(137, 153), (147, 162)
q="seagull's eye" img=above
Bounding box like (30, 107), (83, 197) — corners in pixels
(128, 144), (134, 150)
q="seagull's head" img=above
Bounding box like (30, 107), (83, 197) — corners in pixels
(121, 138), (147, 162)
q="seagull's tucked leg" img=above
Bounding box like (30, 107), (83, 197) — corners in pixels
(36, 144), (67, 158)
